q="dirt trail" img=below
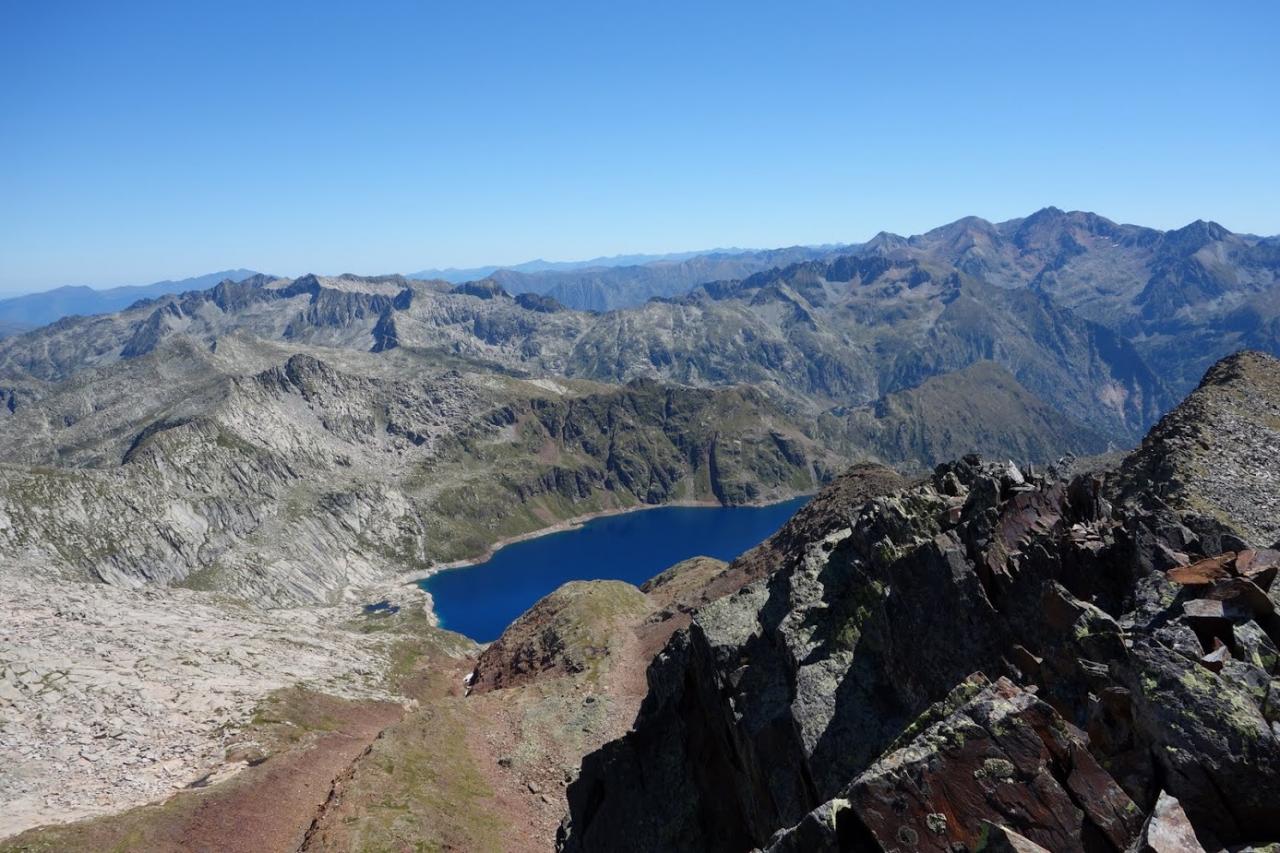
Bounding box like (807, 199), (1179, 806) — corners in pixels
(0, 694), (403, 853)
(174, 701), (402, 853)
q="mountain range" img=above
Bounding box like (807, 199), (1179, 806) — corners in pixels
(1, 208), (1277, 610)
(1, 208), (1279, 850)
(481, 246), (852, 311)
(0, 269), (260, 333)
(408, 249), (745, 282)
(7, 207), (1276, 334)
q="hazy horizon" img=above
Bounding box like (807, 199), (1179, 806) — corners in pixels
(1, 204), (1276, 299)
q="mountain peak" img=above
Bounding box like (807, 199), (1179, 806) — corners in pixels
(1025, 205), (1067, 220)
(911, 215), (1001, 252)
(1163, 218), (1232, 251)
(863, 231), (908, 253)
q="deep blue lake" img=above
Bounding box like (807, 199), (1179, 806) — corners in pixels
(419, 497), (808, 642)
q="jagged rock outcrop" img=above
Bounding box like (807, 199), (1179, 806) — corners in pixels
(764, 675), (1142, 852)
(560, 351), (1280, 852)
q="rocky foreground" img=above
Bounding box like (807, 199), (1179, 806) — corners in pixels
(3, 351), (1278, 852)
(560, 351), (1280, 852)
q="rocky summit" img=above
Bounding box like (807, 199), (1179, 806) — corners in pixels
(560, 351), (1280, 852)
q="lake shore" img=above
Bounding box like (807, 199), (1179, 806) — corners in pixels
(410, 492), (815, 642)
(403, 491), (816, 588)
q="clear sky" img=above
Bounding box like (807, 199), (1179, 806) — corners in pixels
(1, 0), (1277, 294)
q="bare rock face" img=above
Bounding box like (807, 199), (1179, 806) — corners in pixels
(1131, 792), (1206, 853)
(764, 676), (1140, 852)
(0, 558), (408, 838)
(559, 352), (1280, 852)
(844, 676), (1140, 853)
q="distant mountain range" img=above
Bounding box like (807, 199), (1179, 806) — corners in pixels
(0, 322), (30, 340)
(1, 246), (869, 334)
(410, 246), (856, 311)
(408, 250), (731, 282)
(11, 206), (1276, 332)
(0, 269), (260, 332)
(2, 207), (1278, 608)
(483, 246), (855, 311)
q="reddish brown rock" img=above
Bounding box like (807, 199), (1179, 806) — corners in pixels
(1167, 553), (1235, 586)
(1236, 548), (1280, 590)
(844, 676), (1140, 853)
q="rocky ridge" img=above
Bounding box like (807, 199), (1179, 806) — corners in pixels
(0, 269), (1114, 607)
(560, 350), (1280, 852)
(1116, 349), (1280, 547)
(1, 258), (1175, 449)
(0, 341), (837, 606)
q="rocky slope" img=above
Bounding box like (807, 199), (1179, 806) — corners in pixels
(838, 360), (1111, 465)
(0, 549), (776, 851)
(0, 257), (1177, 447)
(1114, 349), (1280, 546)
(0, 337), (837, 605)
(560, 350), (1280, 852)
(0, 267), (1119, 606)
(0, 556), (414, 840)
(8, 351), (1274, 852)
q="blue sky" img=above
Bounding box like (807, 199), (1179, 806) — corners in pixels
(1, 1), (1277, 294)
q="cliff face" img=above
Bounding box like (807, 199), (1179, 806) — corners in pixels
(560, 351), (1280, 852)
